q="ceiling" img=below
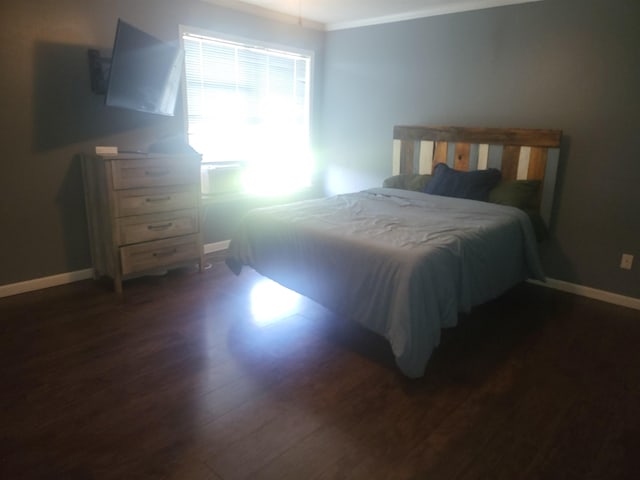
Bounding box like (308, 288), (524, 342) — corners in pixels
(203, 0), (542, 30)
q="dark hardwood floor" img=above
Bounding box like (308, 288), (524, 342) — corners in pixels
(1, 256), (639, 479)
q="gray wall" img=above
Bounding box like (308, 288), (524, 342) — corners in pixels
(320, 0), (640, 298)
(0, 0), (324, 286)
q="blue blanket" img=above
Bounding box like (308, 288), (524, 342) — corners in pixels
(227, 188), (544, 377)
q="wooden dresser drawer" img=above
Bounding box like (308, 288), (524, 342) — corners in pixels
(120, 234), (201, 276)
(115, 209), (199, 245)
(114, 186), (198, 217)
(111, 156), (200, 189)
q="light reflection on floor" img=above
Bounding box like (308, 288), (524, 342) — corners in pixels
(250, 279), (301, 326)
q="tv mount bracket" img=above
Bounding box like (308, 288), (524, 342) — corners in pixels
(88, 49), (112, 95)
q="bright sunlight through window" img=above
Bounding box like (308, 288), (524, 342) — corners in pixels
(181, 28), (313, 196)
(250, 279), (301, 326)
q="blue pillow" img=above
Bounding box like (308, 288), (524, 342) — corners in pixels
(423, 163), (502, 201)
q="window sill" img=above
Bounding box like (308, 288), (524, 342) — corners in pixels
(201, 191), (250, 204)
(201, 186), (318, 205)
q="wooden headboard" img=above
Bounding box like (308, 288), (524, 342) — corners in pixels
(392, 125), (562, 224)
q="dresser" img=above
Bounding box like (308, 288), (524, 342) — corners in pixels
(81, 152), (204, 293)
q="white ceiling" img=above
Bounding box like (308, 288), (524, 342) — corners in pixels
(203, 0), (542, 30)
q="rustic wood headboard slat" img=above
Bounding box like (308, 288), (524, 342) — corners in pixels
(433, 141), (448, 166)
(501, 145), (521, 180)
(528, 147), (548, 180)
(400, 140), (414, 175)
(454, 143), (471, 171)
(393, 125), (562, 148)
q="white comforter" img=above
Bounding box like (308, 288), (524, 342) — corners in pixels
(226, 188), (544, 377)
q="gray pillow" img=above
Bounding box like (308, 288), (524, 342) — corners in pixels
(488, 180), (541, 209)
(383, 174), (432, 191)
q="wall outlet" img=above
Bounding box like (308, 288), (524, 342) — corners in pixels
(620, 253), (634, 270)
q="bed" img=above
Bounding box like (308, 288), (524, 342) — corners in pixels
(226, 125), (562, 377)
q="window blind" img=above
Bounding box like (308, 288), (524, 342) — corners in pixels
(182, 33), (311, 167)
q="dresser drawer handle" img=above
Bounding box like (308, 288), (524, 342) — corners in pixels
(144, 169), (171, 177)
(145, 196), (171, 203)
(153, 248), (177, 257)
(147, 222), (173, 231)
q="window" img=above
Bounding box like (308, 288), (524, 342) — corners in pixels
(181, 28), (313, 195)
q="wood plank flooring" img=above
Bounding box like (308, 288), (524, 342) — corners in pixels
(1, 256), (639, 479)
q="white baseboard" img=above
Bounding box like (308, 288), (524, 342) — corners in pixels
(528, 278), (640, 311)
(0, 242), (230, 299)
(2, 259), (638, 312)
(0, 268), (93, 299)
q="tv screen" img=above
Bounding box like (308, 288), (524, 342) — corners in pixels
(105, 19), (184, 116)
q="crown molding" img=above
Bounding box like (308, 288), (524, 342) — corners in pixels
(201, 0), (542, 32)
(326, 0), (542, 31)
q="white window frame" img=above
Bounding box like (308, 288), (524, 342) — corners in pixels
(179, 26), (314, 195)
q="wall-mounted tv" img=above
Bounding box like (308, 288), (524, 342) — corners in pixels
(104, 19), (184, 117)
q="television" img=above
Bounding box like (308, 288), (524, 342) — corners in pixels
(104, 19), (184, 117)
